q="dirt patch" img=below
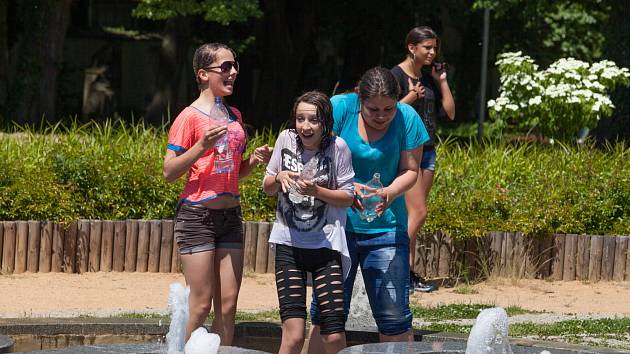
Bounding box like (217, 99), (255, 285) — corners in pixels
(0, 272), (628, 318)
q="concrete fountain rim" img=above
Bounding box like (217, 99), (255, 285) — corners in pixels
(1, 319), (627, 354)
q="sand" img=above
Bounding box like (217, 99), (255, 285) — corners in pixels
(0, 272), (628, 318)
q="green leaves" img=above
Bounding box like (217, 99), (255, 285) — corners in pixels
(132, 0), (262, 25)
(427, 139), (630, 239)
(472, 0), (610, 62)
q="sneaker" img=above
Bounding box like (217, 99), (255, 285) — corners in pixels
(414, 280), (436, 293)
(411, 272), (436, 293)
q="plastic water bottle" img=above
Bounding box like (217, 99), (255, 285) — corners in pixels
(209, 97), (230, 155)
(359, 173), (384, 222)
(288, 156), (319, 206)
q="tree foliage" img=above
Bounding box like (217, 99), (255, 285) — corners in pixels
(473, 0), (610, 63)
(132, 0), (262, 25)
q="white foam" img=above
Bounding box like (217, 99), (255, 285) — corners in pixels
(465, 307), (513, 354)
(184, 327), (221, 354)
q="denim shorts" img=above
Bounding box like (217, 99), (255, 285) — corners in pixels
(310, 231), (412, 336)
(174, 202), (243, 254)
(420, 148), (437, 171)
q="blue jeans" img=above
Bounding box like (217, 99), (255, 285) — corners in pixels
(310, 231), (412, 336)
(420, 148), (437, 171)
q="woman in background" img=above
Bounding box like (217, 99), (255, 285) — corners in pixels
(391, 26), (455, 293)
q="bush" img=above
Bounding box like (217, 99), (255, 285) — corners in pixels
(428, 138), (630, 238)
(1, 122), (628, 237)
(487, 52), (630, 141)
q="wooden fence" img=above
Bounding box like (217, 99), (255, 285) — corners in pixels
(0, 220), (274, 275)
(0, 220), (628, 281)
(413, 231), (630, 282)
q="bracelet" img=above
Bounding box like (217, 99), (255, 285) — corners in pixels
(274, 172), (280, 184)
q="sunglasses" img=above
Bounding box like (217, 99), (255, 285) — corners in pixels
(205, 60), (239, 74)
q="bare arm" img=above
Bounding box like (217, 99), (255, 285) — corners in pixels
(438, 79), (456, 120)
(239, 144), (273, 179)
(400, 77), (425, 105)
(163, 125), (226, 183)
(295, 179), (354, 208)
(375, 145), (422, 213)
(432, 69), (455, 120)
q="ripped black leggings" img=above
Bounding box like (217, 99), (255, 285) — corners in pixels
(274, 244), (345, 335)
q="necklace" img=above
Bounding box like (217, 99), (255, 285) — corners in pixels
(403, 60), (421, 80)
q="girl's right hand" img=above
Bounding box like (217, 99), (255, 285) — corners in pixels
(407, 78), (425, 101)
(199, 125), (228, 149)
(275, 170), (300, 193)
(351, 183), (368, 212)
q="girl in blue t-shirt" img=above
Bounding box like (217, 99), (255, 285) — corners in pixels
(309, 67), (429, 346)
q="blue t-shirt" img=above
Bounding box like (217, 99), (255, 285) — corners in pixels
(331, 93), (429, 234)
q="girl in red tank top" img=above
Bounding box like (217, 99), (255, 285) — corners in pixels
(163, 43), (272, 345)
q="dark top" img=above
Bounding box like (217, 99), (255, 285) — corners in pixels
(391, 65), (443, 148)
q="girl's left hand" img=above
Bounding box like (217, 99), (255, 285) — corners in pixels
(374, 187), (393, 215)
(432, 65), (448, 83)
(295, 178), (318, 197)
(252, 144), (273, 164)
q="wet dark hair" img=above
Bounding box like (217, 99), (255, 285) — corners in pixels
(405, 26), (440, 58)
(357, 67), (401, 102)
(192, 43), (236, 87)
(289, 91), (334, 155)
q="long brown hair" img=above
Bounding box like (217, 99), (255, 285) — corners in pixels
(289, 91), (334, 155)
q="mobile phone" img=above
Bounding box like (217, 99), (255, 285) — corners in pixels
(433, 62), (448, 71)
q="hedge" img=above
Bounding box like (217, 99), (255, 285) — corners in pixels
(0, 122), (628, 239)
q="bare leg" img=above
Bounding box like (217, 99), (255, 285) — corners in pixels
(279, 318), (305, 354)
(405, 169), (434, 270)
(379, 329), (414, 342)
(321, 331), (346, 354)
(181, 251), (215, 341)
(306, 325), (325, 354)
(212, 248), (244, 346)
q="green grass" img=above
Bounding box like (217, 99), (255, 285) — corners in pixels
(95, 309), (281, 323)
(452, 285), (479, 295)
(412, 310), (630, 350)
(410, 304), (535, 321)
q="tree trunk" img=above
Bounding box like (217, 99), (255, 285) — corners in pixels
(0, 0), (7, 122)
(144, 17), (192, 126)
(251, 0), (315, 128)
(9, 0), (72, 125)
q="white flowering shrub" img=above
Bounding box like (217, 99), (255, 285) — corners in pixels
(487, 51), (630, 141)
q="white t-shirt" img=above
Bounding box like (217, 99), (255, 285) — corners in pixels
(265, 130), (355, 275)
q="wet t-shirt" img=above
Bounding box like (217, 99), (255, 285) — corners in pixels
(167, 106), (246, 203)
(265, 130), (354, 253)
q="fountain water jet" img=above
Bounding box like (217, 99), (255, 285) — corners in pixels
(465, 307), (512, 354)
(166, 283), (190, 354)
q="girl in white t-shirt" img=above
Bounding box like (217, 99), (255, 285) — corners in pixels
(262, 91), (355, 354)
